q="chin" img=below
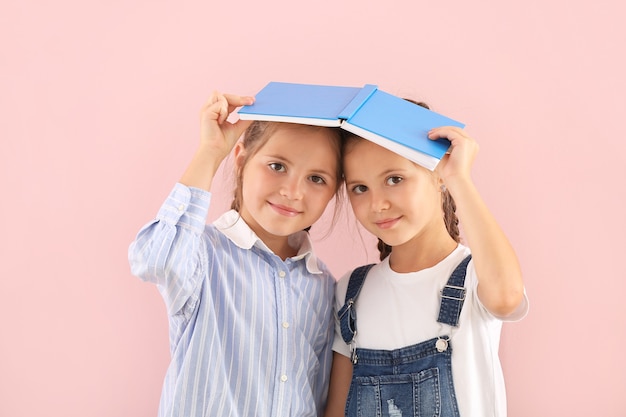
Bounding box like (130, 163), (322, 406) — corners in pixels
(378, 235), (411, 248)
(264, 224), (305, 237)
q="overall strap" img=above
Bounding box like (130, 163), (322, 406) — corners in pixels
(437, 254), (473, 327)
(338, 264), (375, 344)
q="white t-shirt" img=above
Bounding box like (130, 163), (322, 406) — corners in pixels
(332, 244), (529, 417)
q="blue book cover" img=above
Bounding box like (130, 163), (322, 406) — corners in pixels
(238, 81), (465, 170)
(237, 82), (369, 127)
(341, 89), (465, 170)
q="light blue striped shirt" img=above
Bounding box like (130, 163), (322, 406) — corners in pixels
(128, 184), (335, 417)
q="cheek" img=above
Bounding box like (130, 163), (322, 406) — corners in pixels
(240, 173), (265, 201)
(310, 187), (335, 208)
(246, 168), (273, 189)
(410, 194), (440, 220)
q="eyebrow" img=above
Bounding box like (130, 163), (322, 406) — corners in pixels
(344, 180), (362, 189)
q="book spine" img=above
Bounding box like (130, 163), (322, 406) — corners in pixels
(337, 84), (378, 120)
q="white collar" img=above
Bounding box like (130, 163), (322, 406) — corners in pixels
(213, 210), (323, 274)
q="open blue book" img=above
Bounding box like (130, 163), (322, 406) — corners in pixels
(237, 81), (465, 171)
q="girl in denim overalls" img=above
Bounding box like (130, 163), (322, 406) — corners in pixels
(325, 119), (528, 417)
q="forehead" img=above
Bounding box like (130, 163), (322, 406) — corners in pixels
(258, 124), (340, 164)
(344, 139), (409, 167)
(343, 139), (430, 178)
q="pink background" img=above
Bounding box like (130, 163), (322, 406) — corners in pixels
(2, 0), (625, 415)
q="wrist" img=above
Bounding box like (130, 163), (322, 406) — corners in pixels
(442, 174), (475, 196)
(179, 145), (228, 191)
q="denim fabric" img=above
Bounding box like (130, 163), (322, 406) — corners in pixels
(346, 338), (460, 417)
(436, 255), (472, 327)
(339, 255), (473, 417)
(338, 264), (374, 347)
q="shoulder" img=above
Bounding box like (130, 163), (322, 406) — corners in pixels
(335, 260), (387, 304)
(449, 244), (529, 322)
(440, 244), (474, 286)
(335, 268), (354, 304)
(197, 221), (252, 265)
(203, 222), (229, 244)
(315, 259), (338, 283)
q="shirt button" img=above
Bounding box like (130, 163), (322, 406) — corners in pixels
(282, 322), (290, 329)
(278, 271), (286, 278)
(177, 204), (185, 212)
(280, 375), (288, 382)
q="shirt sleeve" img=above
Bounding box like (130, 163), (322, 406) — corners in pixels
(468, 260), (530, 322)
(331, 271), (353, 358)
(313, 278), (337, 416)
(128, 183), (212, 316)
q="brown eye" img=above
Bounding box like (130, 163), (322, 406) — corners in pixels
(385, 176), (403, 186)
(309, 175), (326, 185)
(269, 163), (285, 172)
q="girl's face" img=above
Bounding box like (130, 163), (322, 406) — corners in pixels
(236, 125), (339, 250)
(344, 139), (445, 248)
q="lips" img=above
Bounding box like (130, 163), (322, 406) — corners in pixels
(269, 202), (301, 217)
(374, 217), (400, 229)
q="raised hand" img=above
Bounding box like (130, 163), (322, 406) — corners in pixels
(199, 91), (255, 161)
(180, 91), (254, 190)
(428, 126), (478, 183)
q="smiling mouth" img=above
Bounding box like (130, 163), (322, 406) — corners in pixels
(374, 217), (400, 229)
(269, 202), (301, 217)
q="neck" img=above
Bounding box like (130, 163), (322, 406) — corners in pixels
(388, 234), (458, 274)
(254, 232), (296, 260)
(237, 208), (297, 260)
(273, 241), (298, 261)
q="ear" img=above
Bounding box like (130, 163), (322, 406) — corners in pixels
(429, 168), (444, 188)
(233, 142), (246, 172)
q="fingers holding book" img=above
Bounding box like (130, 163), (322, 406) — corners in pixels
(429, 126), (479, 181)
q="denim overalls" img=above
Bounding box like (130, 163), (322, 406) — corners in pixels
(338, 255), (472, 417)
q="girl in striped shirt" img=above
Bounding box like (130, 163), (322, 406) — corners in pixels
(129, 92), (344, 417)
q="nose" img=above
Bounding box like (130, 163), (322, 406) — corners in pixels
(280, 176), (304, 200)
(369, 189), (390, 213)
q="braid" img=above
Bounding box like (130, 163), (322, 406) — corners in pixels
(442, 187), (460, 242)
(377, 239), (392, 261)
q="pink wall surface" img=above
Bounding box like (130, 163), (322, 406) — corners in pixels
(2, 0), (625, 415)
